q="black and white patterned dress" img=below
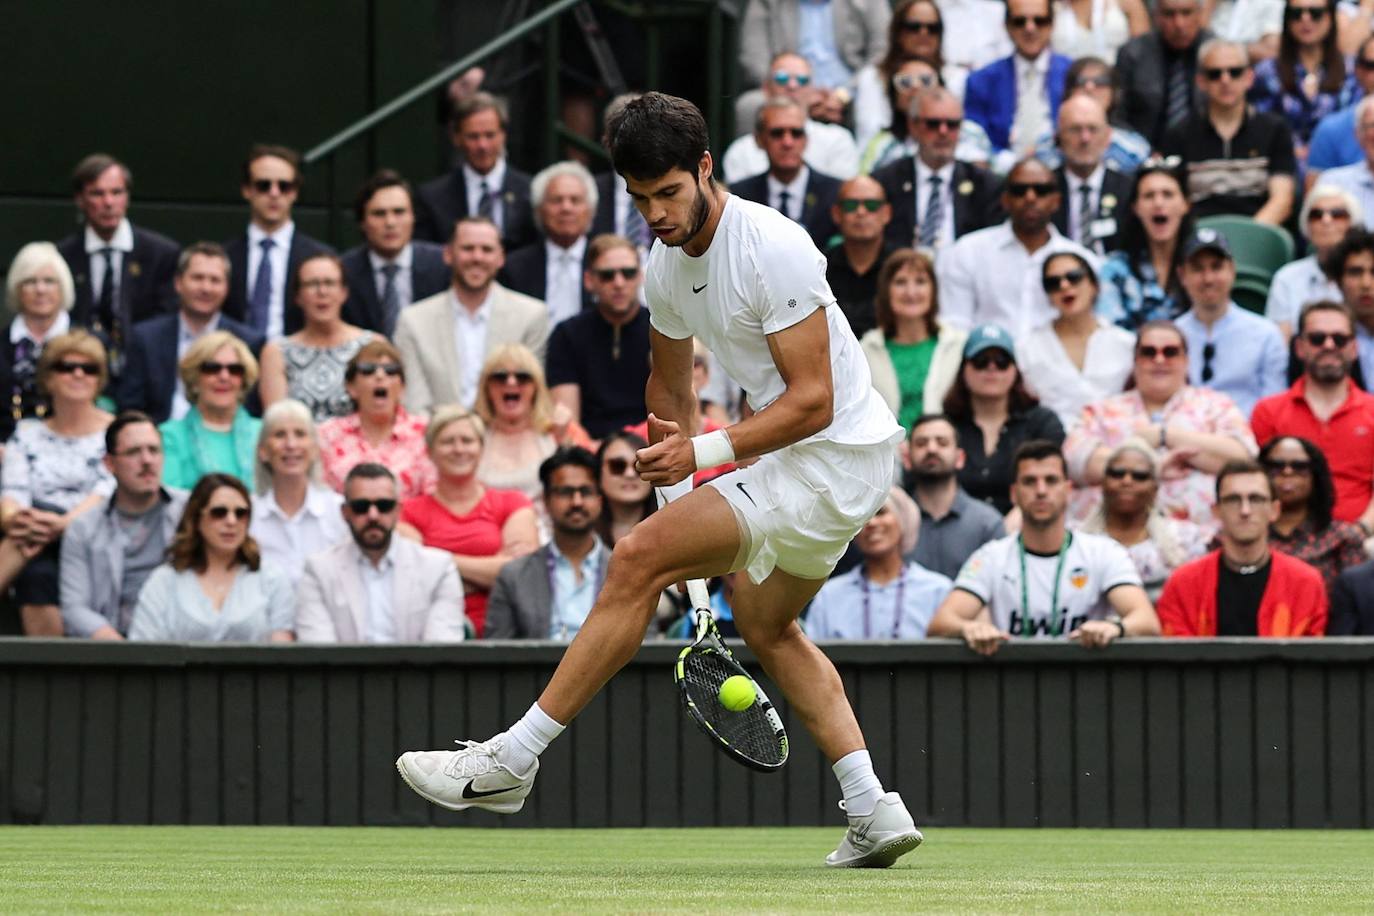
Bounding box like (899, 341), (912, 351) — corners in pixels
(280, 335), (372, 422)
(1, 419), (114, 511)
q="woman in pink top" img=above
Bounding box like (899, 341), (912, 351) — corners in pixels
(402, 406), (538, 636)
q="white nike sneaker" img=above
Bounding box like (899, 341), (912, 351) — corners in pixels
(824, 791), (924, 868)
(395, 738), (538, 814)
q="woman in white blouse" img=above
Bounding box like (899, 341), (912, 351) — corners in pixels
(1265, 184), (1358, 340)
(1021, 252), (1136, 428)
(249, 398), (346, 581)
(1051, 0), (1149, 65)
(130, 473), (294, 642)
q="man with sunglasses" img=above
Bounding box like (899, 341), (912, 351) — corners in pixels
(1114, 0), (1212, 147)
(964, 0), (1071, 158)
(296, 462), (465, 643)
(1251, 300), (1374, 531)
(222, 145), (334, 339)
(825, 176), (896, 337)
(731, 97), (842, 250)
(1307, 37), (1374, 181)
(1156, 459), (1326, 636)
(120, 243), (265, 424)
(1173, 228), (1287, 416)
(1159, 38), (1297, 224)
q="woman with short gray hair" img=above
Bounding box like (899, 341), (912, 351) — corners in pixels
(1, 242), (78, 442)
(1266, 183), (1359, 339)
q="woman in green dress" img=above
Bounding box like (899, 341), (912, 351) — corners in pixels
(160, 330), (262, 489)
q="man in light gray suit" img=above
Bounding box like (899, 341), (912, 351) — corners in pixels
(296, 463), (467, 642)
(393, 216), (548, 416)
(486, 447), (608, 640)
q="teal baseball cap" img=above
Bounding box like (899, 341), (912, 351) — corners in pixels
(963, 323), (1016, 360)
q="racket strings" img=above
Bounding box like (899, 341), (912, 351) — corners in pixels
(681, 649), (785, 767)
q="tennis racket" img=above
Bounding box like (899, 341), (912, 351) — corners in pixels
(674, 578), (789, 772)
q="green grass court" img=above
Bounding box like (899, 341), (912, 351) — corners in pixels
(1, 826), (1370, 912)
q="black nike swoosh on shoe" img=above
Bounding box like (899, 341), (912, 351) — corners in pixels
(461, 782), (514, 799)
(692, 283), (708, 294)
(736, 481), (757, 507)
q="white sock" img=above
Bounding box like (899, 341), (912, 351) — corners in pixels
(499, 702), (565, 775)
(832, 749), (884, 817)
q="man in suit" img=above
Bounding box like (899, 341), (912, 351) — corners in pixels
(340, 170), (449, 336)
(872, 86), (1001, 252)
(120, 242), (265, 424)
(297, 462), (466, 643)
(1051, 96), (1131, 255)
(222, 144), (334, 340)
(1116, 0), (1211, 148)
(415, 92), (537, 251)
(487, 447), (607, 640)
(56, 153), (180, 370)
(498, 161), (598, 327)
(963, 0), (1071, 158)
(730, 97), (842, 251)
(393, 217), (548, 415)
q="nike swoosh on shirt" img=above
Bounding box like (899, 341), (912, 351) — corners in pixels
(692, 283), (708, 294)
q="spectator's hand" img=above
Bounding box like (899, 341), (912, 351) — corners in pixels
(635, 413), (696, 486)
(550, 401), (574, 443)
(1159, 447), (1199, 480)
(25, 509), (64, 544)
(1069, 620), (1120, 649)
(809, 89), (847, 124)
(960, 619), (1010, 656)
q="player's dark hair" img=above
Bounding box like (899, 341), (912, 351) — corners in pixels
(1215, 458), (1275, 501)
(1259, 438), (1331, 525)
(1012, 439), (1067, 479)
(105, 410), (159, 456)
(539, 446), (601, 493)
(604, 92), (711, 182)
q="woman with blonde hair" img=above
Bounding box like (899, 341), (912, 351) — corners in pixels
(2, 242), (78, 442)
(0, 329), (114, 634)
(401, 406), (538, 636)
(160, 331), (261, 488)
(129, 473), (294, 642)
(249, 398), (346, 581)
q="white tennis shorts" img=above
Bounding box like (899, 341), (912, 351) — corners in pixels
(706, 433), (902, 584)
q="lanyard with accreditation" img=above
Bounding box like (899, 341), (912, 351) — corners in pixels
(1017, 532), (1071, 637)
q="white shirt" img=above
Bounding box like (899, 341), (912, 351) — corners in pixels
(464, 159), (508, 231)
(543, 235), (588, 327)
(721, 118), (860, 184)
(547, 538), (608, 640)
(766, 166), (810, 220)
(1019, 319), (1136, 427)
(937, 0), (1013, 86)
(914, 159), (957, 250)
(9, 310), (70, 348)
(645, 196), (899, 447)
(1208, 0), (1285, 44)
(451, 288), (492, 409)
(368, 243), (414, 312)
(358, 538), (399, 644)
(1064, 165), (1105, 246)
(246, 221), (296, 340)
(84, 219), (134, 306)
(170, 311), (222, 421)
(954, 531), (1141, 637)
(936, 221), (1097, 337)
(1265, 255), (1342, 329)
(249, 484), (347, 582)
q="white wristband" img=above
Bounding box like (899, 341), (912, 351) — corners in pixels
(691, 428), (736, 471)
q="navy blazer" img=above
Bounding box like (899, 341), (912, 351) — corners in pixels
(339, 240), (450, 335)
(414, 165), (538, 251)
(119, 312), (266, 424)
(729, 168), (842, 251)
(871, 156), (1002, 249)
(497, 240), (594, 314)
(964, 53), (1072, 153)
(56, 225), (180, 335)
(1330, 559), (1374, 635)
(1050, 166), (1132, 254)
(222, 229), (334, 337)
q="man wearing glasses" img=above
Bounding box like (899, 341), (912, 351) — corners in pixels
(825, 176), (896, 337)
(730, 97), (842, 250)
(223, 144), (334, 339)
(964, 0), (1071, 159)
(296, 463), (466, 643)
(1156, 460), (1327, 636)
(1050, 96), (1131, 255)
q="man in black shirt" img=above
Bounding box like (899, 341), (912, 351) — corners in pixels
(825, 176), (896, 338)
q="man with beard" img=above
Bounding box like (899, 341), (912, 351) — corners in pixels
(1156, 460), (1327, 635)
(296, 463), (465, 642)
(397, 92), (922, 871)
(486, 448), (608, 639)
(929, 439), (1158, 653)
(902, 414), (1004, 579)
(1251, 301), (1374, 530)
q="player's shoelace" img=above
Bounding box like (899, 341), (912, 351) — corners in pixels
(441, 738), (510, 780)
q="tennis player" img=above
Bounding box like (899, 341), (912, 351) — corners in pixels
(397, 92), (921, 868)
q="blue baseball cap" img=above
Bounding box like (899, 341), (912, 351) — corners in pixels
(1181, 227), (1233, 262)
(963, 323), (1016, 360)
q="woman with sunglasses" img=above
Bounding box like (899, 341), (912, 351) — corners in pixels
(1021, 253), (1135, 426)
(0, 330), (114, 636)
(1262, 435), (1366, 589)
(258, 254), (373, 422)
(1032, 56), (1152, 173)
(160, 331), (262, 490)
(129, 473), (294, 642)
(942, 324), (1064, 517)
(401, 406), (537, 637)
(858, 59), (994, 173)
(1065, 320), (1256, 531)
(1097, 160), (1195, 330)
(1076, 438), (1208, 600)
(249, 399), (346, 582)
(1, 243), (78, 444)
(317, 339), (435, 499)
(1266, 185), (1356, 339)
(855, 1), (964, 149)
(1050, 0), (1148, 66)
(595, 430), (657, 548)
(862, 249), (966, 430)
(1250, 0), (1358, 167)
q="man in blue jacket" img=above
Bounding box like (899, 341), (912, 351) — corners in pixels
(963, 0), (1070, 160)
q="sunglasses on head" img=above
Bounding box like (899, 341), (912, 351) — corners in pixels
(1308, 207), (1350, 221)
(251, 178), (297, 194)
(1304, 331), (1353, 347)
(766, 126), (806, 140)
(51, 360), (99, 376)
(593, 266), (639, 281)
(347, 498), (398, 514)
(893, 72), (939, 92)
(839, 198), (886, 213)
(1008, 14), (1052, 28)
(1104, 467), (1153, 482)
(899, 19), (942, 34)
(1264, 458), (1312, 474)
(605, 456), (637, 476)
(772, 70), (811, 87)
(1042, 268), (1088, 292)
(1139, 154), (1182, 174)
(1285, 5), (1328, 20)
(969, 350), (1013, 371)
(205, 505), (250, 521)
(1007, 181), (1056, 198)
(199, 361), (246, 378)
(489, 370), (534, 385)
(1137, 344), (1184, 360)
(1202, 66), (1247, 81)
(346, 361), (402, 380)
(920, 117), (961, 132)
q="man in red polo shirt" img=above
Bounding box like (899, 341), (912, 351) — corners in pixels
(1250, 300), (1374, 533)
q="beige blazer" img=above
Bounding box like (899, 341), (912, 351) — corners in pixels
(860, 323), (968, 420)
(295, 536), (467, 642)
(394, 283), (549, 416)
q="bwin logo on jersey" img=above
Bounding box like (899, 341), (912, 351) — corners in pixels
(1008, 610), (1090, 637)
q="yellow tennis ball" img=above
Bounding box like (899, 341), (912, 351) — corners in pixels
(718, 675), (756, 712)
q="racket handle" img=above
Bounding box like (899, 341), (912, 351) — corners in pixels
(686, 578), (711, 610)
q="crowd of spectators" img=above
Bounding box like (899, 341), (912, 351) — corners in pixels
(8, 0), (1374, 646)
